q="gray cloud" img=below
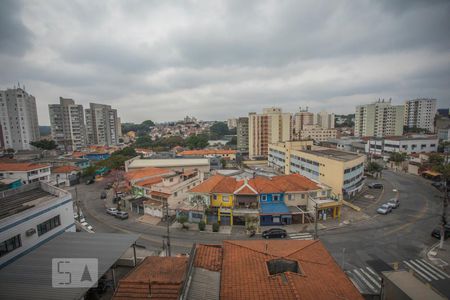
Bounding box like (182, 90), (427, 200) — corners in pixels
(0, 0), (449, 124)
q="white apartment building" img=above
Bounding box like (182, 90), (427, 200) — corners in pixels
(437, 127), (450, 141)
(366, 135), (439, 155)
(0, 87), (40, 150)
(249, 107), (292, 159)
(227, 118), (237, 129)
(85, 103), (120, 146)
(300, 125), (337, 142)
(314, 111), (335, 129)
(404, 98), (437, 133)
(0, 162), (51, 185)
(49, 97), (86, 151)
(0, 182), (75, 268)
(355, 99), (404, 137)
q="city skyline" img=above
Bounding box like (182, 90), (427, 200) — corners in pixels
(1, 0), (449, 124)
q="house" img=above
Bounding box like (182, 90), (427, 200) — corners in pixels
(0, 178), (22, 191)
(51, 165), (80, 186)
(113, 256), (188, 300)
(114, 240), (364, 300)
(188, 173), (335, 227)
(83, 152), (111, 161)
(125, 158), (210, 175)
(0, 162), (51, 185)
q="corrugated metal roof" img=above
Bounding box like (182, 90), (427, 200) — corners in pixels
(0, 232), (138, 300)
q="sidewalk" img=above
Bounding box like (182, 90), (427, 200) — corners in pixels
(427, 239), (450, 274)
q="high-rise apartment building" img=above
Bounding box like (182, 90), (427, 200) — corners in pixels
(354, 99), (404, 137)
(314, 111), (335, 129)
(85, 103), (120, 146)
(404, 98), (437, 133)
(49, 97), (86, 151)
(293, 107), (314, 139)
(248, 107), (292, 159)
(227, 118), (238, 129)
(236, 117), (249, 154)
(0, 87), (40, 150)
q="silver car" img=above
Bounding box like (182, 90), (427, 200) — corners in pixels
(387, 198), (400, 209)
(377, 204), (392, 215)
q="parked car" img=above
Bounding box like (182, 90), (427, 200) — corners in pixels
(387, 198), (400, 209)
(85, 178), (95, 185)
(106, 207), (118, 216)
(100, 191), (107, 199)
(431, 225), (450, 239)
(262, 228), (287, 239)
(368, 183), (383, 189)
(115, 211), (129, 220)
(377, 204), (392, 215)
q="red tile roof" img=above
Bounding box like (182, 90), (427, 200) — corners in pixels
(0, 162), (50, 172)
(113, 256), (188, 300)
(135, 177), (163, 188)
(150, 190), (171, 198)
(125, 167), (172, 182)
(194, 244), (223, 272)
(178, 149), (237, 156)
(220, 240), (363, 300)
(190, 174), (320, 195)
(52, 165), (80, 173)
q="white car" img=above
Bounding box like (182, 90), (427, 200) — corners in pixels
(106, 207), (118, 216)
(86, 225), (94, 231)
(377, 204), (392, 215)
(387, 198), (400, 209)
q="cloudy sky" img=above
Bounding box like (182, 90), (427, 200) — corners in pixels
(1, 0), (449, 124)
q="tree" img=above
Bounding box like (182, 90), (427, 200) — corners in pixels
(226, 136), (237, 147)
(185, 134), (208, 149)
(30, 139), (58, 150)
(389, 152), (407, 171)
(428, 153), (445, 167)
(367, 161), (383, 178)
(112, 146), (137, 157)
(432, 155), (450, 249)
(134, 136), (153, 148)
(177, 214), (189, 229)
(82, 165), (97, 178)
(209, 122), (229, 140)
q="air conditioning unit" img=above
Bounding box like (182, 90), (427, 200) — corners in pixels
(26, 228), (36, 236)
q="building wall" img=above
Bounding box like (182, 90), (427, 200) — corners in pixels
(300, 127), (337, 142)
(236, 117), (249, 153)
(210, 193), (234, 208)
(0, 88), (40, 150)
(0, 185), (74, 268)
(85, 103), (120, 146)
(355, 99), (404, 137)
(0, 167), (51, 185)
(438, 128), (450, 141)
(404, 98), (437, 133)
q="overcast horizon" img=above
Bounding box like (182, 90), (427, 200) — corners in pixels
(1, 0), (450, 125)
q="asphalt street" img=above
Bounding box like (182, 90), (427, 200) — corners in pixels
(72, 170), (446, 270)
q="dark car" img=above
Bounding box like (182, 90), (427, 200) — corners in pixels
(431, 224), (450, 239)
(115, 211), (129, 220)
(368, 183), (383, 189)
(85, 178), (95, 185)
(262, 228), (287, 239)
(431, 182), (445, 191)
(100, 191), (107, 199)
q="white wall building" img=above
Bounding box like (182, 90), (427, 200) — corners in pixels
(437, 127), (450, 141)
(0, 162), (51, 185)
(300, 125), (337, 142)
(0, 182), (75, 268)
(49, 97), (87, 151)
(404, 98), (437, 133)
(355, 99), (404, 137)
(314, 111), (335, 129)
(366, 135), (439, 155)
(0, 87), (40, 150)
(85, 103), (120, 146)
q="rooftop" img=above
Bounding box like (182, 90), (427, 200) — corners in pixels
(125, 167), (172, 182)
(301, 149), (363, 161)
(52, 165), (80, 173)
(0, 183), (59, 220)
(178, 149), (237, 156)
(128, 158), (210, 169)
(0, 162), (50, 171)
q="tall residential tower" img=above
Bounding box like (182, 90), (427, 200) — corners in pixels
(49, 97), (87, 151)
(85, 103), (120, 146)
(404, 98), (437, 133)
(0, 87), (40, 150)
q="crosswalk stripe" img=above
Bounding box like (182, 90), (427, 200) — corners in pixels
(359, 268), (381, 289)
(408, 260), (440, 281)
(289, 233), (313, 237)
(288, 232), (314, 240)
(419, 259), (450, 279)
(353, 269), (377, 293)
(413, 259), (446, 280)
(403, 261), (432, 282)
(366, 267), (382, 282)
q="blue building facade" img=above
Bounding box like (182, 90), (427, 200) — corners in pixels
(258, 193), (292, 226)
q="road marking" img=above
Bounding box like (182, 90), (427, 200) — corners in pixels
(403, 260), (432, 281)
(288, 232), (314, 240)
(348, 268), (379, 294)
(366, 266), (382, 282)
(418, 259), (450, 279)
(409, 260), (440, 280)
(413, 259), (446, 280)
(359, 267), (381, 289)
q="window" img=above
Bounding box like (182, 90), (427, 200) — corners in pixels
(273, 194), (280, 201)
(213, 195), (217, 200)
(288, 194), (293, 200)
(37, 215), (61, 236)
(261, 195), (267, 201)
(0, 235), (22, 257)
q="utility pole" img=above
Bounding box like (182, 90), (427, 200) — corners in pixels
(165, 201), (171, 256)
(314, 202), (319, 240)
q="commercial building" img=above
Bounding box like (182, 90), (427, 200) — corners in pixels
(292, 107), (314, 139)
(49, 97), (87, 151)
(323, 137), (365, 153)
(249, 108), (292, 159)
(355, 99), (404, 137)
(366, 135), (439, 156)
(0, 182), (75, 268)
(0, 162), (51, 185)
(0, 87), (40, 150)
(236, 117), (249, 154)
(314, 110), (335, 129)
(177, 149), (237, 161)
(268, 142), (366, 199)
(85, 103), (120, 146)
(299, 125), (337, 142)
(404, 98), (437, 133)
